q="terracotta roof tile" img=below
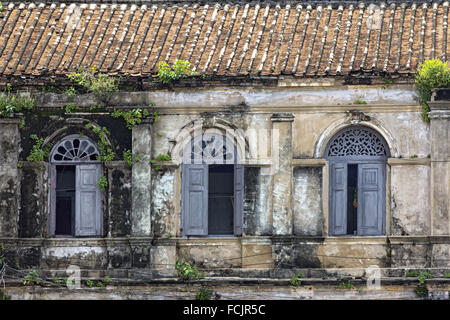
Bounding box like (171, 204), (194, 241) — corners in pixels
(0, 1), (449, 78)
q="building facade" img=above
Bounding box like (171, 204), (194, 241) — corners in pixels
(0, 1), (449, 278)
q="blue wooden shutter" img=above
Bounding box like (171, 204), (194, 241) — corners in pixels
(182, 164), (208, 236)
(49, 165), (57, 235)
(357, 163), (385, 236)
(330, 162), (347, 235)
(234, 164), (244, 236)
(75, 164), (102, 236)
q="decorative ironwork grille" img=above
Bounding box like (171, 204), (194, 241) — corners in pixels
(51, 137), (100, 162)
(327, 127), (388, 157)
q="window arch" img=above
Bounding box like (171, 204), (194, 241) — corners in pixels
(49, 134), (103, 237)
(326, 126), (388, 237)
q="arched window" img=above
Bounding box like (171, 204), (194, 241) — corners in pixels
(325, 127), (389, 236)
(49, 135), (103, 237)
(181, 132), (243, 237)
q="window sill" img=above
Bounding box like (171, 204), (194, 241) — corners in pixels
(183, 235), (237, 239)
(324, 236), (388, 244)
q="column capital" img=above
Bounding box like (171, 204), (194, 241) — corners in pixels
(0, 117), (21, 124)
(429, 88), (450, 118)
(428, 110), (450, 119)
(271, 113), (295, 122)
(140, 117), (154, 125)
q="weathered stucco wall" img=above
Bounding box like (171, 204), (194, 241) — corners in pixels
(0, 119), (20, 237)
(107, 162), (132, 238)
(293, 167), (323, 236)
(19, 162), (48, 238)
(177, 239), (242, 268)
(151, 167), (177, 238)
(390, 165), (431, 236)
(244, 167), (272, 236)
(1, 85), (447, 273)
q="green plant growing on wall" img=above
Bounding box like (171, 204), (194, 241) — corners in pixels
(85, 123), (115, 162)
(406, 270), (419, 277)
(415, 58), (450, 123)
(65, 86), (77, 99)
(18, 119), (25, 129)
(26, 134), (50, 162)
(68, 66), (118, 103)
(89, 104), (104, 111)
(175, 260), (204, 281)
(196, 287), (213, 300)
(410, 154), (418, 158)
(443, 273), (450, 278)
(152, 111), (161, 123)
(381, 76), (393, 89)
(86, 279), (94, 288)
(111, 108), (150, 130)
(42, 231), (51, 239)
(418, 271), (433, 282)
(122, 149), (141, 167)
(157, 60), (196, 85)
(0, 243), (5, 266)
(0, 85), (35, 118)
(354, 99), (367, 105)
(123, 149), (133, 166)
(411, 271), (433, 298)
(64, 103), (79, 113)
(153, 153), (172, 162)
(96, 175), (108, 192)
(415, 284), (428, 297)
(338, 280), (355, 290)
(290, 272), (305, 286)
(0, 290), (11, 300)
(23, 269), (41, 285)
(151, 153), (172, 171)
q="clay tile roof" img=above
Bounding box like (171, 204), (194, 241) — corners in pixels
(0, 1), (448, 78)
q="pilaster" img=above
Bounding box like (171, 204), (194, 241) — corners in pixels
(271, 113), (295, 235)
(131, 119), (152, 237)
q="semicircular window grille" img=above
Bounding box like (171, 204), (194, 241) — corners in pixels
(185, 133), (236, 163)
(51, 137), (100, 162)
(327, 127), (388, 157)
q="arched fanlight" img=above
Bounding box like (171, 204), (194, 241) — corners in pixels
(51, 136), (100, 162)
(183, 132), (237, 164)
(326, 127), (389, 157)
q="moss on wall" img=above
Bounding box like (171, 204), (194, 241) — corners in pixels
(108, 167), (132, 237)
